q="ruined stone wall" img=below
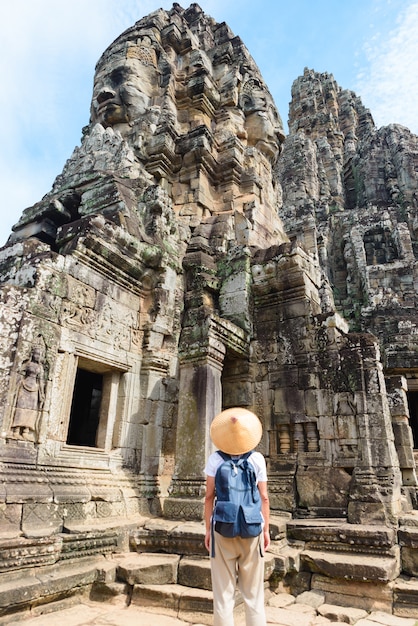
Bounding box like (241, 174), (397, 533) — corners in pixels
(0, 3), (290, 532)
(276, 68), (418, 352)
(275, 69), (418, 507)
(0, 5), (416, 546)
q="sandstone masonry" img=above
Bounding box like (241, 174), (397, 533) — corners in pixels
(0, 3), (417, 620)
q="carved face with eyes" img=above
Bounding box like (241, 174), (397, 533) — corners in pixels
(240, 79), (285, 159)
(90, 50), (156, 132)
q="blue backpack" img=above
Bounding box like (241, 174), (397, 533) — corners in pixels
(212, 450), (263, 551)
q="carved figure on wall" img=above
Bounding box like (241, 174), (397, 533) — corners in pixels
(10, 346), (45, 441)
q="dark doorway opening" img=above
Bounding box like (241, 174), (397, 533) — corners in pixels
(67, 368), (103, 447)
(407, 391), (418, 448)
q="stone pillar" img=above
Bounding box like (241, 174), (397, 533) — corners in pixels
(386, 375), (417, 491)
(347, 340), (403, 525)
(164, 329), (225, 520)
(140, 354), (170, 508)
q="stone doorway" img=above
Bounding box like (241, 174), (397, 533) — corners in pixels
(67, 368), (103, 447)
(407, 390), (418, 448)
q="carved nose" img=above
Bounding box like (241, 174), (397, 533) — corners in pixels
(97, 89), (116, 104)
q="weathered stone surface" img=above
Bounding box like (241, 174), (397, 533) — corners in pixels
(393, 576), (418, 618)
(0, 535), (62, 572)
(178, 556), (211, 590)
(301, 550), (400, 582)
(355, 614), (417, 626)
(317, 603), (368, 624)
(296, 590), (326, 609)
(287, 602), (317, 616)
(287, 520), (397, 554)
(296, 467), (351, 513)
(0, 1), (417, 618)
(265, 605), (317, 626)
(90, 581), (130, 605)
(9, 602), (197, 626)
(131, 520), (207, 556)
(0, 558), (101, 613)
(116, 553), (180, 585)
(311, 574), (394, 613)
(268, 592), (296, 608)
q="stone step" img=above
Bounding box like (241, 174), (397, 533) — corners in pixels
(129, 582), (252, 625)
(131, 582), (214, 616)
(269, 541), (304, 575)
(116, 552), (180, 585)
(0, 557), (102, 617)
(114, 550), (276, 592)
(178, 556), (212, 590)
(393, 576), (418, 618)
(301, 549), (400, 582)
(98, 550), (277, 620)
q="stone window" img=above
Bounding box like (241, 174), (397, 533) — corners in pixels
(363, 227), (399, 265)
(65, 357), (123, 450)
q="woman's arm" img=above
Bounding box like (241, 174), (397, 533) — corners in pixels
(258, 480), (270, 551)
(204, 475), (215, 552)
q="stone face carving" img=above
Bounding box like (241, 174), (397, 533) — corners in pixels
(91, 40), (158, 132)
(0, 4), (417, 610)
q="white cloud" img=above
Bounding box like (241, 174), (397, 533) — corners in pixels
(356, 1), (418, 133)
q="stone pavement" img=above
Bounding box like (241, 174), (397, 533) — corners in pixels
(3, 592), (418, 626)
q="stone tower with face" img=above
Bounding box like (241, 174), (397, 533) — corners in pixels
(86, 4), (287, 245)
(10, 3), (287, 250)
(1, 4), (290, 529)
(0, 0), (410, 564)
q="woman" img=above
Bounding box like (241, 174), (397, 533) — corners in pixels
(204, 407), (270, 626)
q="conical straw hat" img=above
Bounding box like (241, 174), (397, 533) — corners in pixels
(210, 407), (262, 455)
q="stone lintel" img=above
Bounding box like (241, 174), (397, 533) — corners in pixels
(179, 314), (248, 366)
(210, 314), (248, 357)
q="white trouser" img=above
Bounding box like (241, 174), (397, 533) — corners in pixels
(210, 531), (266, 626)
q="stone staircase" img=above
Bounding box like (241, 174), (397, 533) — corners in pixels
(0, 517), (281, 624)
(3, 514), (418, 621)
(285, 518), (417, 615)
(99, 536), (276, 624)
(106, 553), (217, 623)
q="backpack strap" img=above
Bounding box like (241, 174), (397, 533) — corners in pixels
(236, 451), (259, 502)
(211, 515), (215, 558)
(211, 451), (230, 557)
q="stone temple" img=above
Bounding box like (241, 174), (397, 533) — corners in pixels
(1, 2), (418, 620)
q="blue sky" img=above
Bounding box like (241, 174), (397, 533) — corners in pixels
(1, 0), (417, 246)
